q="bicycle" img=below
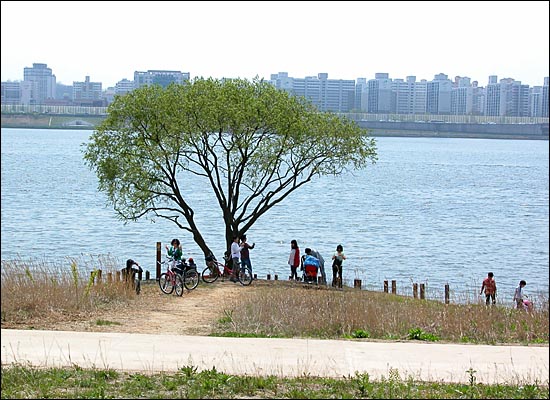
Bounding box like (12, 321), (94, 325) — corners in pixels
(179, 257), (200, 290)
(201, 253), (253, 286)
(158, 259), (185, 296)
(158, 257), (200, 293)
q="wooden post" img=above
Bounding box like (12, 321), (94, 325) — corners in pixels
(383, 280), (388, 293)
(156, 241), (162, 281)
(97, 269), (102, 282)
(413, 283), (418, 299)
(420, 283), (425, 299)
(391, 280), (396, 294)
(445, 284), (450, 304)
(254, 273), (257, 280)
(107, 272), (112, 283)
(274, 274), (278, 280)
(354, 279), (361, 289)
(145, 270), (150, 281)
(138, 269), (143, 281)
(267, 273), (271, 280)
(116, 271), (121, 282)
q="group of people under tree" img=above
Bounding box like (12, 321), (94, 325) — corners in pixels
(228, 235), (255, 282)
(165, 235), (255, 283)
(288, 240), (346, 287)
(479, 272), (533, 311)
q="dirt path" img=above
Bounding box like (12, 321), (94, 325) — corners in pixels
(4, 280), (266, 336)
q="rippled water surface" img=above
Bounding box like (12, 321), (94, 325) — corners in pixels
(2, 128), (548, 300)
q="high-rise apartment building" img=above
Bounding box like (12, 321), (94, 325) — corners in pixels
(426, 73), (452, 115)
(485, 76), (501, 116)
(354, 78), (367, 112)
(451, 76), (473, 115)
(22, 63), (56, 104)
(134, 70), (190, 88)
(542, 77), (549, 118)
(366, 73), (392, 113)
(73, 76), (103, 106)
(1, 81), (21, 105)
(115, 79), (135, 95)
(270, 72), (355, 112)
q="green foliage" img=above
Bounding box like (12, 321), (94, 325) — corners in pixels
(2, 364), (548, 399)
(217, 309), (233, 324)
(84, 269), (98, 297)
(83, 77), (377, 253)
(351, 328), (370, 338)
(407, 328), (440, 341)
(24, 267), (34, 283)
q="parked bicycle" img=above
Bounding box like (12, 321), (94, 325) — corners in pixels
(201, 252), (253, 286)
(158, 259), (185, 296)
(158, 256), (200, 294)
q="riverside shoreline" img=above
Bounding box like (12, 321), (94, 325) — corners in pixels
(2, 114), (548, 140)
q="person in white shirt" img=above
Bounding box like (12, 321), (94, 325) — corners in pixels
(230, 236), (241, 283)
(513, 280), (527, 309)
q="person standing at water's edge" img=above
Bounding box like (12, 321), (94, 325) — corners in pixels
(288, 239), (300, 280)
(513, 280), (527, 309)
(240, 234), (255, 275)
(480, 272), (497, 305)
(230, 236), (241, 283)
(305, 247), (326, 285)
(331, 244), (346, 288)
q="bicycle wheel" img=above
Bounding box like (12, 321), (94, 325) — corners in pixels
(159, 272), (175, 294)
(184, 269), (199, 290)
(174, 274), (184, 296)
(238, 267), (253, 286)
(202, 264), (219, 283)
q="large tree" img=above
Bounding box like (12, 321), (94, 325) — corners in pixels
(83, 77), (377, 258)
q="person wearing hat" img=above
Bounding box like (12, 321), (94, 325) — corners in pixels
(480, 272), (497, 305)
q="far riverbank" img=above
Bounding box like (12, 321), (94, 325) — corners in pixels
(2, 113), (548, 140)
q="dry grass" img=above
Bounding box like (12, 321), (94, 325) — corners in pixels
(1, 256), (136, 326)
(1, 258), (548, 345)
(219, 281), (549, 344)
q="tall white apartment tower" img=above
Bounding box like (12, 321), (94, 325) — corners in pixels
(426, 73), (452, 115)
(542, 77), (549, 117)
(22, 63), (56, 105)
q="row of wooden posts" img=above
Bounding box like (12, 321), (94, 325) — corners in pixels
(92, 269), (150, 282)
(92, 267), (450, 305)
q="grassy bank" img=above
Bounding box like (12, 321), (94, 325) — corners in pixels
(2, 258), (548, 345)
(1, 258), (548, 398)
(2, 364), (548, 399)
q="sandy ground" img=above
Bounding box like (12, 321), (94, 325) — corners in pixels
(3, 279), (265, 336)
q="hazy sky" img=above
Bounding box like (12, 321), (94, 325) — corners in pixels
(2, 1), (549, 88)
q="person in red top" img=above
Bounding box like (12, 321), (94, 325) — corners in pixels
(480, 272), (497, 305)
(288, 239), (300, 281)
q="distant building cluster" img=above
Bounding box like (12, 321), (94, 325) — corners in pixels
(1, 63), (548, 118)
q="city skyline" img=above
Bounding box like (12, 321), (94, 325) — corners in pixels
(2, 62), (549, 91)
(1, 1), (549, 88)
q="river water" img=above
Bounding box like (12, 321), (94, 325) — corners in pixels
(1, 128), (548, 302)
